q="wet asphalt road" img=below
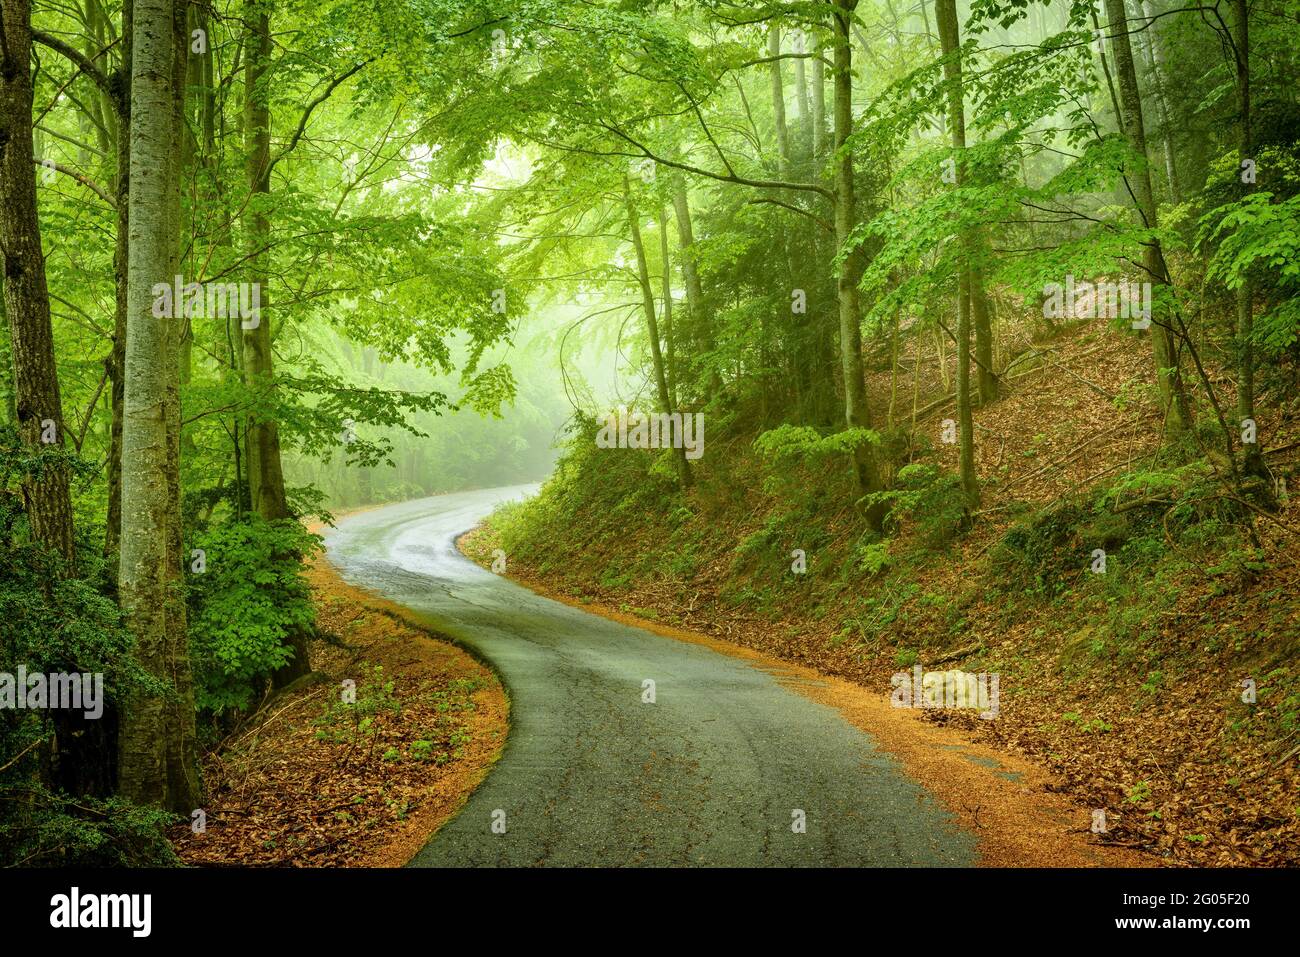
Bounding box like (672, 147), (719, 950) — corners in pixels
(323, 485), (976, 867)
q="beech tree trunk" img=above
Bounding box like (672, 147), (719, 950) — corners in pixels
(107, 0), (131, 562)
(624, 174), (690, 489)
(1137, 0), (1181, 204)
(831, 0), (886, 523)
(672, 179), (719, 397)
(935, 0), (979, 508)
(0, 0), (77, 567)
(243, 0), (310, 686)
(811, 37), (826, 160)
(1104, 0), (1192, 440)
(117, 0), (200, 812)
(657, 205), (678, 407)
(1232, 0), (1261, 476)
(768, 24), (791, 176)
(242, 0), (289, 523)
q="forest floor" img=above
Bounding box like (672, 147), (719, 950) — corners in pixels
(463, 314), (1300, 866)
(169, 555), (508, 867)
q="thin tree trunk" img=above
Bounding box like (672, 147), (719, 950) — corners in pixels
(657, 205), (678, 408)
(831, 0), (886, 523)
(243, 0), (310, 683)
(1232, 0), (1261, 476)
(793, 30), (811, 161)
(971, 263), (998, 403)
(1137, 0), (1181, 203)
(242, 1), (288, 522)
(936, 0), (979, 507)
(888, 310), (900, 429)
(1104, 0), (1192, 440)
(105, 0), (131, 562)
(768, 24), (791, 176)
(811, 37), (826, 160)
(0, 0), (77, 567)
(624, 174), (690, 489)
(672, 178), (717, 393)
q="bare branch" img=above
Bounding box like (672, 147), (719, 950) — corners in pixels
(32, 158), (115, 207)
(31, 31), (121, 113)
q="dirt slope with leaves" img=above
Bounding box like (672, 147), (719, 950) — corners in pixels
(170, 559), (507, 867)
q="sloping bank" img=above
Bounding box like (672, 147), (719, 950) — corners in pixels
(459, 397), (1299, 867)
(170, 556), (507, 867)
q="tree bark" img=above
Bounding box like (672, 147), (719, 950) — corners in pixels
(242, 0), (288, 521)
(793, 29), (810, 161)
(1136, 0), (1181, 204)
(117, 0), (200, 812)
(935, 0), (980, 508)
(1104, 0), (1192, 440)
(243, 0), (310, 686)
(657, 205), (678, 408)
(811, 36), (826, 160)
(1232, 0), (1261, 476)
(672, 178), (718, 396)
(831, 0), (886, 523)
(162, 0), (199, 814)
(971, 267), (998, 404)
(106, 0), (131, 562)
(624, 174), (690, 489)
(768, 24), (791, 177)
(0, 0), (77, 567)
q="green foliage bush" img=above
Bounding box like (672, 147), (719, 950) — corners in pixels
(0, 783), (179, 867)
(186, 517), (322, 714)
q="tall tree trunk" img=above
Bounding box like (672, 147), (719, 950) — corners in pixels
(672, 179), (718, 396)
(811, 36), (826, 160)
(971, 262), (997, 404)
(768, 24), (791, 176)
(1232, 0), (1261, 476)
(243, 0), (310, 685)
(0, 0), (77, 566)
(657, 205), (678, 407)
(831, 0), (886, 523)
(935, 0), (980, 507)
(936, 0), (998, 408)
(162, 0), (199, 813)
(624, 174), (690, 489)
(1136, 0), (1181, 204)
(117, 0), (200, 812)
(106, 0), (131, 562)
(793, 30), (810, 161)
(242, 1), (288, 521)
(1104, 0), (1192, 440)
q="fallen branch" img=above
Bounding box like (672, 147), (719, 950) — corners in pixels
(925, 642), (983, 666)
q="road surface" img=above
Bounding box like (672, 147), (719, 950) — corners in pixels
(324, 485), (976, 867)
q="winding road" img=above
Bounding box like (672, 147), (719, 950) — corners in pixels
(324, 485), (977, 867)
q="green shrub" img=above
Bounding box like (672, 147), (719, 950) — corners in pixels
(187, 516), (322, 714)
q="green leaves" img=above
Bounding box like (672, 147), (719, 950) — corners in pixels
(186, 518), (323, 714)
(754, 424), (881, 462)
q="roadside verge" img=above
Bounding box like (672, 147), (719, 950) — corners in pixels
(458, 526), (1152, 868)
(170, 555), (508, 867)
